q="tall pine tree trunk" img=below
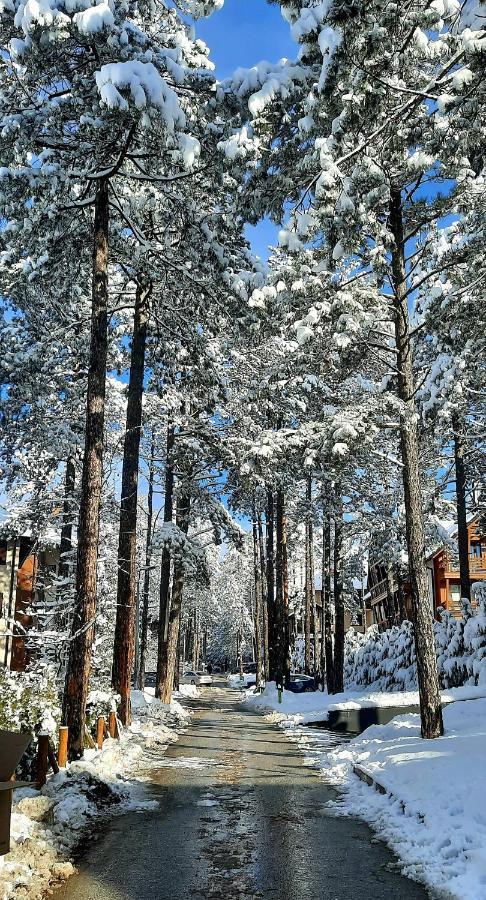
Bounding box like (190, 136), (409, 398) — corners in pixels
(58, 456), (76, 585)
(304, 500), (312, 676)
(136, 437), (155, 690)
(159, 496), (191, 705)
(237, 630), (244, 676)
(452, 412), (471, 602)
(281, 496), (291, 688)
(191, 610), (197, 670)
(193, 609), (200, 671)
(63, 178), (109, 759)
(308, 477), (319, 677)
(258, 512), (269, 682)
(266, 491), (275, 681)
(396, 566), (407, 623)
(333, 500), (345, 694)
(321, 514), (334, 692)
(112, 280), (151, 725)
(385, 562), (396, 627)
(175, 628), (181, 690)
(389, 189), (443, 739)
(186, 617), (193, 670)
(275, 489), (285, 689)
(252, 500), (263, 690)
(57, 455), (75, 639)
(320, 518), (325, 689)
(311, 578), (319, 677)
(155, 426), (175, 699)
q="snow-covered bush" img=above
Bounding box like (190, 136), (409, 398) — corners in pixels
(0, 665), (61, 779)
(291, 635), (305, 671)
(464, 583), (486, 685)
(85, 688), (120, 733)
(345, 623), (416, 691)
(436, 609), (470, 688)
(0, 665), (60, 737)
(345, 591), (486, 692)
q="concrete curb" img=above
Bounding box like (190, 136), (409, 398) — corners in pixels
(353, 764), (388, 795)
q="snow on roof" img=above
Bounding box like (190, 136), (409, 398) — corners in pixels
(427, 513), (481, 560)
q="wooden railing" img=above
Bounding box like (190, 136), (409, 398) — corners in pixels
(368, 578), (388, 602)
(444, 551), (486, 575)
(470, 552), (486, 573)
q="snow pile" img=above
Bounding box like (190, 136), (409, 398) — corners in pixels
(227, 672), (256, 688)
(345, 586), (486, 691)
(246, 681), (331, 723)
(309, 699), (486, 899)
(246, 680), (486, 726)
(0, 691), (189, 900)
(139, 683), (200, 707)
(175, 684), (200, 700)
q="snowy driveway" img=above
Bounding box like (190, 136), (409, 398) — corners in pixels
(52, 681), (428, 899)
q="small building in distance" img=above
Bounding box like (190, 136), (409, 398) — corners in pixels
(289, 586), (374, 642)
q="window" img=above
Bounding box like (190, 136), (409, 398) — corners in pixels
(449, 584), (461, 615)
(0, 542), (7, 566)
(470, 541), (482, 558)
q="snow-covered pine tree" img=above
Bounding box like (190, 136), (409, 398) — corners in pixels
(243, 0), (478, 737)
(0, 0), (235, 756)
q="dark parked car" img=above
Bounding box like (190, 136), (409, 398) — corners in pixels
(243, 662), (257, 674)
(287, 673), (316, 693)
(138, 671), (156, 688)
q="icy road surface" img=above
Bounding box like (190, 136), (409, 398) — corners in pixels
(53, 680), (428, 899)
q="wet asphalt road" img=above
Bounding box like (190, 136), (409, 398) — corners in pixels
(53, 681), (428, 900)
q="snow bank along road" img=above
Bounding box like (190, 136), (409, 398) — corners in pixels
(52, 680), (428, 900)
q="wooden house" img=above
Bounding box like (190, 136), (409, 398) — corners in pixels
(430, 518), (486, 616)
(0, 535), (60, 672)
(367, 516), (486, 631)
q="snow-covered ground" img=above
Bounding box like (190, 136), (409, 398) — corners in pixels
(249, 684), (486, 899)
(0, 689), (196, 900)
(227, 672), (256, 688)
(246, 681), (486, 725)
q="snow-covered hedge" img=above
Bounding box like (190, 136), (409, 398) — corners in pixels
(0, 665), (60, 737)
(345, 583), (486, 691)
(0, 665), (61, 781)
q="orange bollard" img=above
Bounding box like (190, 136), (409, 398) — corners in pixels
(108, 711), (119, 740)
(36, 734), (49, 788)
(96, 716), (105, 750)
(58, 727), (68, 768)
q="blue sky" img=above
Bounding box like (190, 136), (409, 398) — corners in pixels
(197, 0), (295, 79)
(198, 0), (296, 262)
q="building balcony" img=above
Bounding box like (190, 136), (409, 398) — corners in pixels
(368, 578), (388, 603)
(443, 551), (486, 577)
